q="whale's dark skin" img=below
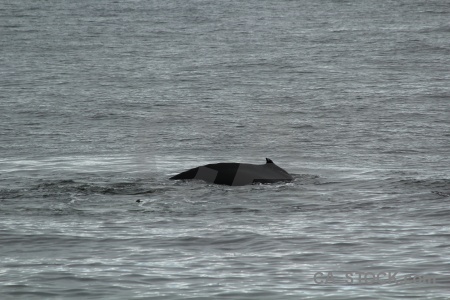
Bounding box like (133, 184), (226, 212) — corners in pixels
(170, 158), (293, 186)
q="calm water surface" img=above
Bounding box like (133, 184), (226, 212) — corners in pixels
(1, 0), (449, 299)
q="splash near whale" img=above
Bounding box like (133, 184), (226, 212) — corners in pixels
(170, 158), (293, 186)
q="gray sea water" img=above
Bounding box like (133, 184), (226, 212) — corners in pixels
(1, 0), (450, 299)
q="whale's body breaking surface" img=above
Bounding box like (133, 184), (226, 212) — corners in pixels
(170, 158), (293, 186)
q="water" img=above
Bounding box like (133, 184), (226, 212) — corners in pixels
(1, 0), (450, 299)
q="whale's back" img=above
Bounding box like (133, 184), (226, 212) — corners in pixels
(170, 159), (292, 186)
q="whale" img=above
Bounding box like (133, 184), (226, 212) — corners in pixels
(170, 158), (293, 186)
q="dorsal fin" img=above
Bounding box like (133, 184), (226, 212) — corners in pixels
(266, 158), (273, 164)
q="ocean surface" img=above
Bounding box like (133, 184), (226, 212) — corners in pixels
(1, 0), (449, 299)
